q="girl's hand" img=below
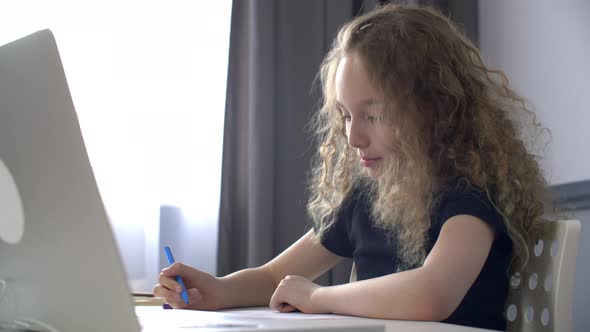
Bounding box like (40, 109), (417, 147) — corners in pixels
(269, 275), (327, 314)
(153, 263), (224, 310)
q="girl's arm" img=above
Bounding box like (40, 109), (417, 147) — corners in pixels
(273, 215), (495, 321)
(218, 229), (343, 308)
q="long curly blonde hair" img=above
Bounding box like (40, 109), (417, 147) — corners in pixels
(307, 3), (550, 269)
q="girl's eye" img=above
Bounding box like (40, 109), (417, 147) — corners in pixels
(337, 107), (350, 122)
(367, 115), (379, 123)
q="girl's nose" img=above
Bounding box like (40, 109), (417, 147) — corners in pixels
(347, 120), (369, 149)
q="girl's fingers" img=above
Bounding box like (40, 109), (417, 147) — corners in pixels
(279, 303), (297, 312)
(153, 283), (183, 304)
(158, 274), (184, 293)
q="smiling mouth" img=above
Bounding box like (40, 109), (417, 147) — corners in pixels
(361, 157), (381, 168)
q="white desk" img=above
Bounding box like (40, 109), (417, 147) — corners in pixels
(136, 306), (498, 332)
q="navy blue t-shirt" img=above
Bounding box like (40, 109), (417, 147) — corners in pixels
(319, 183), (512, 331)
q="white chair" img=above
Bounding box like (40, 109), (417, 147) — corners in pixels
(505, 219), (581, 332)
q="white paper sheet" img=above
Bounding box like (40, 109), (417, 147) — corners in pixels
(136, 306), (385, 332)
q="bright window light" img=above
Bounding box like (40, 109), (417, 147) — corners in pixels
(1, 1), (232, 288)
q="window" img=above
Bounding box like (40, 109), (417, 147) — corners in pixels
(1, 0), (232, 291)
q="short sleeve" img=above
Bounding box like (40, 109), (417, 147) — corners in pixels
(317, 194), (355, 258)
(434, 187), (507, 236)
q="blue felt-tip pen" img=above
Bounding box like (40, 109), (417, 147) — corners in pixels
(163, 246), (190, 304)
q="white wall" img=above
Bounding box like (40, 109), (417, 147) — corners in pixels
(478, 0), (590, 186)
(479, 2), (589, 331)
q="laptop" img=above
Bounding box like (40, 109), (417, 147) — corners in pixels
(0, 30), (383, 332)
(0, 29), (140, 331)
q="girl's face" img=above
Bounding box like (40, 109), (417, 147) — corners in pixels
(335, 55), (394, 178)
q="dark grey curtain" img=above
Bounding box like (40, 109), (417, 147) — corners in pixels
(218, 0), (479, 285)
(217, 0), (357, 285)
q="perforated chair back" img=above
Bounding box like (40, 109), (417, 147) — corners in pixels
(505, 219), (581, 332)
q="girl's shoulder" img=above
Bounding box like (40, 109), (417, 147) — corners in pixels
(432, 177), (506, 234)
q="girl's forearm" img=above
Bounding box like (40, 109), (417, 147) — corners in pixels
(312, 266), (452, 321)
(218, 266), (278, 308)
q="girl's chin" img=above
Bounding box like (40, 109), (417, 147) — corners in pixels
(366, 168), (381, 179)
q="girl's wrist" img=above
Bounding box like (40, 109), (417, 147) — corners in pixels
(311, 285), (333, 314)
(215, 276), (230, 308)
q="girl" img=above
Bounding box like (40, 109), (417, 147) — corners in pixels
(153, 4), (549, 330)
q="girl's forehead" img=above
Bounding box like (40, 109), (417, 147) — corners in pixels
(335, 55), (368, 81)
(335, 56), (382, 106)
